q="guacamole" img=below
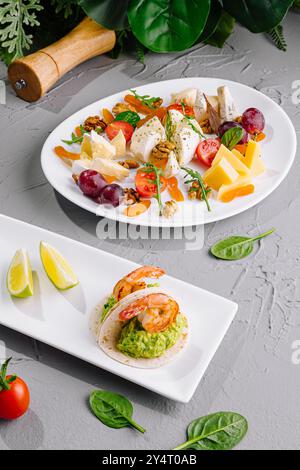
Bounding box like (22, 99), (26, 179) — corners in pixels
(117, 313), (186, 359)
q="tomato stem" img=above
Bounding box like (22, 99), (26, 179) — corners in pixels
(0, 357), (16, 392)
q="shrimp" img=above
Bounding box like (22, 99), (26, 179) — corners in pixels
(113, 266), (165, 302)
(118, 293), (179, 333)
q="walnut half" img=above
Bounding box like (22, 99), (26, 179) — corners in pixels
(83, 116), (106, 132)
(162, 200), (178, 218)
(188, 181), (211, 201)
(124, 188), (141, 205)
(150, 140), (176, 162)
(119, 160), (140, 170)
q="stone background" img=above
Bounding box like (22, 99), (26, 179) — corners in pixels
(0, 15), (299, 450)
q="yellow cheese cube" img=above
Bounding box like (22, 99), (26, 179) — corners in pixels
(243, 140), (261, 169)
(213, 144), (250, 176)
(218, 176), (254, 202)
(203, 157), (239, 191)
(233, 144), (265, 177)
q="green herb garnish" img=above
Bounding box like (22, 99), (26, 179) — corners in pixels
(221, 127), (243, 150)
(114, 111), (140, 127)
(147, 282), (160, 288)
(101, 295), (117, 322)
(165, 111), (175, 141)
(143, 163), (164, 216)
(89, 390), (145, 433)
(62, 125), (87, 146)
(173, 411), (248, 450)
(210, 228), (275, 260)
(129, 89), (162, 109)
(182, 166), (211, 212)
(184, 116), (205, 138)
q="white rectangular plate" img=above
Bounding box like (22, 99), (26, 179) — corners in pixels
(0, 214), (237, 402)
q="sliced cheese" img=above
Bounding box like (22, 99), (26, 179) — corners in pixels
(171, 88), (198, 106)
(164, 150), (180, 178)
(81, 134), (92, 158)
(232, 147), (265, 177)
(72, 159), (91, 174)
(90, 130), (116, 159)
(218, 176), (254, 202)
(91, 158), (129, 180)
(203, 157), (239, 191)
(212, 144), (250, 176)
(243, 140), (260, 169)
(172, 122), (201, 166)
(111, 130), (126, 158)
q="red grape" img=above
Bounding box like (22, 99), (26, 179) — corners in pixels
(97, 184), (124, 207)
(218, 121), (248, 144)
(78, 170), (107, 198)
(242, 108), (265, 135)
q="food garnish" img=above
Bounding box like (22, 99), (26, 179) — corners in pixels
(114, 110), (140, 127)
(7, 249), (34, 298)
(124, 200), (151, 217)
(182, 167), (211, 212)
(173, 412), (248, 450)
(118, 159), (140, 170)
(83, 116), (107, 133)
(124, 188), (141, 205)
(142, 163), (164, 215)
(54, 146), (80, 160)
(210, 228), (275, 260)
(101, 295), (117, 322)
(221, 126), (244, 150)
(40, 241), (79, 290)
(89, 390), (145, 433)
(166, 176), (184, 202)
(129, 89), (163, 110)
(62, 125), (89, 146)
(0, 358), (30, 420)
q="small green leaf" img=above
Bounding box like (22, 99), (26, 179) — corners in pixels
(174, 412), (248, 450)
(267, 24), (287, 51)
(114, 111), (140, 127)
(89, 390), (145, 433)
(221, 127), (243, 150)
(210, 228), (275, 260)
(205, 11), (235, 48)
(128, 0), (211, 53)
(77, 0), (130, 30)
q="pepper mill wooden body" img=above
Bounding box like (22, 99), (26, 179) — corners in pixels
(8, 17), (116, 102)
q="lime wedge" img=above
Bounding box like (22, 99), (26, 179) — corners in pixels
(40, 241), (79, 290)
(7, 249), (34, 298)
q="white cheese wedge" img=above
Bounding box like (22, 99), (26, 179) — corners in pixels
(171, 122), (200, 166)
(217, 86), (239, 123)
(111, 130), (126, 158)
(164, 150), (181, 178)
(130, 116), (166, 162)
(90, 130), (116, 159)
(81, 134), (92, 158)
(91, 158), (129, 180)
(72, 159), (91, 174)
(171, 88), (198, 106)
(168, 109), (185, 127)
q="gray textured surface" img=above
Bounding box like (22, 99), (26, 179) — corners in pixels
(0, 16), (300, 450)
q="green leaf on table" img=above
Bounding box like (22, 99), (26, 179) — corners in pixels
(210, 228), (275, 260)
(221, 127), (243, 150)
(196, 0), (223, 43)
(267, 24), (287, 51)
(205, 11), (235, 48)
(174, 412), (248, 450)
(78, 0), (130, 30)
(222, 0), (294, 33)
(128, 0), (211, 52)
(89, 390), (145, 433)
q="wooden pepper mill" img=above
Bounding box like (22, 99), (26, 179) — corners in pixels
(8, 17), (116, 102)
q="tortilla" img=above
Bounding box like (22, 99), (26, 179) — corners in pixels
(96, 287), (189, 369)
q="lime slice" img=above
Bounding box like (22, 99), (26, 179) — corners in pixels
(7, 249), (34, 298)
(40, 241), (79, 290)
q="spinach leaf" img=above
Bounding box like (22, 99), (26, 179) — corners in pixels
(223, 0), (294, 33)
(205, 11), (235, 48)
(174, 412), (248, 450)
(221, 127), (243, 150)
(115, 111), (140, 127)
(89, 390), (145, 433)
(128, 0), (211, 52)
(210, 228), (275, 260)
(78, 0), (130, 30)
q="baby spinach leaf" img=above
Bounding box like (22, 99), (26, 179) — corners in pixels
(205, 11), (235, 48)
(210, 228), (275, 260)
(223, 0), (294, 33)
(89, 390), (145, 433)
(128, 0), (211, 52)
(78, 0), (130, 30)
(174, 412), (248, 450)
(114, 111), (140, 127)
(221, 127), (243, 150)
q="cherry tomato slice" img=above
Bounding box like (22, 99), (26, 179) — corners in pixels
(105, 121), (134, 142)
(167, 103), (195, 117)
(135, 170), (167, 198)
(196, 138), (221, 167)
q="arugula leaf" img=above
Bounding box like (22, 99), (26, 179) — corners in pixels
(129, 89), (161, 109)
(128, 0), (211, 53)
(101, 295), (117, 322)
(221, 127), (243, 150)
(165, 111), (175, 141)
(62, 125), (87, 146)
(114, 110), (140, 127)
(143, 163), (164, 216)
(181, 167), (211, 212)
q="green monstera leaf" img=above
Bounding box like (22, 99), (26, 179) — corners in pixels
(128, 0), (211, 52)
(197, 0), (223, 43)
(78, 0), (130, 30)
(223, 0), (294, 33)
(205, 11), (235, 48)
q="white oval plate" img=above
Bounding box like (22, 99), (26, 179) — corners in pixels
(41, 77), (297, 227)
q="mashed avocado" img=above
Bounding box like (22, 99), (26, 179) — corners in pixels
(117, 313), (186, 359)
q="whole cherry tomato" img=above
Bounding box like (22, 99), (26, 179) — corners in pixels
(0, 358), (30, 420)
